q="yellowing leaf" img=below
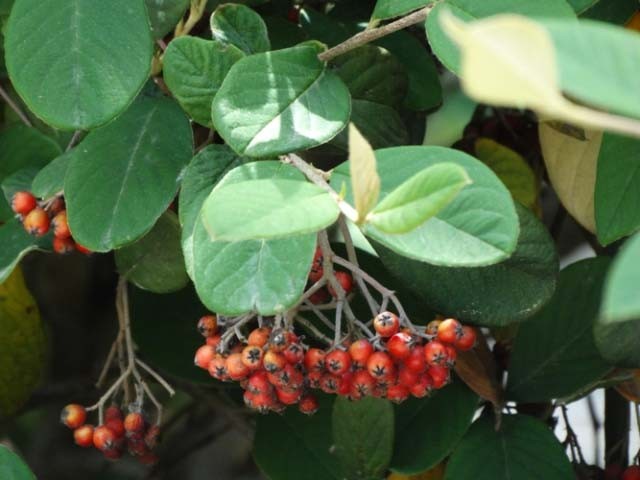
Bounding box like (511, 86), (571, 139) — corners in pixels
(349, 124), (380, 223)
(539, 122), (600, 232)
(0, 267), (46, 419)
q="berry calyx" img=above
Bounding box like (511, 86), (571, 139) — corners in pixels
(325, 349), (351, 375)
(11, 191), (37, 215)
(23, 207), (50, 236)
(60, 404), (87, 429)
(424, 340), (448, 366)
(373, 311), (400, 338)
(367, 351), (395, 380)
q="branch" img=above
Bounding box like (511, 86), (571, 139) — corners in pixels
(318, 6), (433, 63)
(0, 83), (32, 127)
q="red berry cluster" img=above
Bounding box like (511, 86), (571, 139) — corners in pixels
(307, 246), (354, 304)
(60, 403), (160, 464)
(194, 313), (477, 412)
(11, 191), (91, 254)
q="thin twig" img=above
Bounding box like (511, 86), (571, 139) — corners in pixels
(66, 130), (83, 151)
(136, 359), (176, 396)
(294, 316), (333, 345)
(0, 83), (32, 126)
(96, 332), (123, 388)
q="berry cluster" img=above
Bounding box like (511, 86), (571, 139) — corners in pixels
(60, 403), (160, 464)
(307, 246), (354, 304)
(11, 191), (90, 254)
(194, 313), (476, 413)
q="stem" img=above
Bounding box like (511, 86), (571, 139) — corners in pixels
(561, 404), (585, 464)
(0, 83), (33, 127)
(136, 359), (175, 397)
(174, 0), (207, 37)
(317, 6), (433, 63)
(96, 332), (122, 388)
(294, 315), (333, 345)
(66, 130), (83, 151)
(302, 300), (335, 331)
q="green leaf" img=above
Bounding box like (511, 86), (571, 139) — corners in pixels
(542, 19), (640, 120)
(163, 36), (244, 127)
(210, 3), (270, 54)
(372, 0), (429, 20)
(30, 150), (73, 200)
(145, 0), (189, 39)
(507, 257), (612, 402)
(0, 125), (62, 221)
(332, 45), (408, 108)
(115, 211), (188, 294)
(192, 162), (317, 315)
(423, 78), (476, 147)
(375, 204), (558, 326)
(211, 44), (351, 157)
(581, 0), (638, 24)
(333, 396), (394, 480)
(0, 445), (35, 479)
(254, 396), (343, 480)
(426, 0), (575, 74)
(391, 381), (478, 475)
(595, 233), (640, 368)
(1, 167), (38, 208)
(595, 134), (640, 245)
(129, 284), (211, 383)
(444, 415), (573, 480)
(5, 0), (153, 129)
(0, 220), (49, 284)
(475, 138), (539, 212)
(263, 15), (308, 50)
(179, 145), (247, 278)
(300, 7), (352, 46)
(65, 96), (193, 252)
(332, 146), (519, 267)
(367, 163), (471, 234)
(202, 178), (340, 242)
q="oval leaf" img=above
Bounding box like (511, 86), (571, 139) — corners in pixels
(367, 163), (471, 234)
(145, 0), (189, 39)
(65, 96), (193, 252)
(30, 150), (73, 200)
(0, 445), (35, 480)
(0, 220), (49, 284)
(210, 3), (270, 54)
(507, 257), (612, 402)
(212, 44), (351, 157)
(444, 414), (573, 480)
(5, 0), (153, 129)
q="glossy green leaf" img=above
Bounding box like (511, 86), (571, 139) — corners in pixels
(65, 96), (193, 252)
(375, 204), (558, 326)
(367, 163), (471, 234)
(163, 36), (244, 127)
(254, 396), (343, 480)
(444, 415), (573, 480)
(542, 19), (640, 120)
(332, 146), (519, 267)
(581, 0), (638, 24)
(115, 212), (188, 294)
(507, 257), (612, 402)
(130, 284), (211, 383)
(1, 167), (37, 208)
(0, 125), (61, 220)
(595, 233), (640, 368)
(392, 381), (478, 474)
(0, 220), (49, 285)
(595, 135), (640, 245)
(332, 45), (408, 108)
(333, 397), (394, 480)
(211, 44), (351, 157)
(145, 0), (189, 39)
(5, 0), (153, 129)
(372, 0), (429, 20)
(30, 150), (73, 200)
(202, 179), (340, 242)
(179, 145), (246, 278)
(0, 445), (35, 479)
(263, 15), (308, 49)
(210, 3), (270, 54)
(300, 7), (352, 46)
(192, 162), (316, 315)
(426, 0), (575, 74)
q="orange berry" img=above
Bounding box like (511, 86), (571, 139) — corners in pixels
(53, 236), (75, 254)
(263, 350), (287, 373)
(23, 207), (50, 236)
(248, 327), (271, 347)
(241, 345), (264, 370)
(437, 318), (463, 344)
(73, 424), (94, 447)
(208, 354), (229, 380)
(11, 191), (37, 215)
(304, 348), (326, 372)
(226, 352), (250, 380)
(93, 425), (117, 451)
(124, 412), (145, 434)
(194, 345), (216, 369)
(373, 311), (400, 338)
(348, 339), (374, 368)
(328, 271), (354, 297)
(197, 315), (218, 337)
(60, 404), (86, 429)
(325, 349), (351, 375)
(51, 210), (71, 239)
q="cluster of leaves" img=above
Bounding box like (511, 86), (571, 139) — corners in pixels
(1, 0), (640, 479)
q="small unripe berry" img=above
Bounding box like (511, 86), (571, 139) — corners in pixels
(73, 424), (94, 447)
(298, 394), (319, 415)
(124, 412), (145, 434)
(197, 315), (218, 337)
(51, 210), (71, 239)
(23, 207), (50, 236)
(93, 425), (117, 451)
(328, 271), (354, 297)
(437, 318), (463, 344)
(11, 191), (37, 215)
(60, 404), (86, 429)
(373, 311), (400, 338)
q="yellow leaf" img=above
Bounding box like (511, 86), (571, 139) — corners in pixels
(348, 123), (380, 224)
(539, 122), (601, 232)
(0, 267), (46, 419)
(439, 11), (640, 138)
(388, 463), (446, 480)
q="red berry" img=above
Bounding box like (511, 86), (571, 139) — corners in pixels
(428, 365), (450, 389)
(387, 383), (410, 403)
(23, 207), (50, 236)
(337, 371), (353, 396)
(226, 352), (251, 380)
(105, 418), (125, 438)
(309, 287), (330, 304)
(207, 354), (228, 381)
(455, 326), (477, 351)
(60, 404), (86, 429)
(247, 371), (273, 394)
(105, 405), (123, 421)
(93, 425), (117, 451)
(325, 349), (351, 375)
(445, 345), (457, 367)
(248, 327), (271, 347)
(373, 311), (400, 338)
(424, 340), (448, 366)
(328, 271), (354, 297)
(307, 370), (323, 388)
(398, 366), (419, 388)
(194, 345), (216, 369)
(103, 447), (124, 460)
(53, 236), (75, 254)
(308, 246), (323, 282)
(282, 342), (303, 364)
(298, 394), (319, 415)
(51, 210), (71, 239)
(351, 370), (376, 397)
(241, 345), (264, 370)
(437, 318), (463, 344)
(366, 352), (395, 380)
(276, 387), (302, 405)
(623, 466), (640, 480)
(404, 344), (426, 373)
(263, 350), (287, 372)
(425, 319), (442, 336)
(124, 412), (145, 434)
(410, 373), (433, 398)
(206, 333), (222, 349)
(197, 315), (218, 337)
(349, 339), (374, 368)
(304, 348), (326, 372)
(144, 425), (161, 450)
(387, 332), (413, 360)
(73, 424), (94, 448)
(320, 374), (340, 394)
(75, 243), (92, 255)
(11, 191), (37, 215)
